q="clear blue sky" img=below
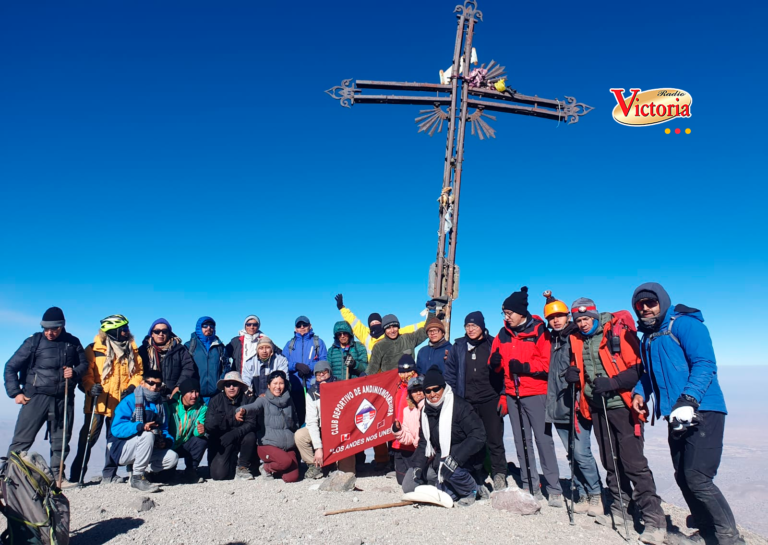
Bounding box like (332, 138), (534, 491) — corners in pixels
(1, 0), (765, 374)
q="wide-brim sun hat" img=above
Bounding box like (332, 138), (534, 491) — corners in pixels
(216, 371), (249, 391)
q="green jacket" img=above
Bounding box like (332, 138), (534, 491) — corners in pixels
(327, 321), (368, 379)
(168, 393), (208, 449)
(367, 327), (428, 374)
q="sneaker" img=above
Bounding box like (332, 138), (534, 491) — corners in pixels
(385, 470), (396, 479)
(261, 469), (275, 481)
(492, 473), (507, 491)
(533, 490), (546, 502)
(101, 475), (124, 485)
(304, 466), (323, 480)
(548, 493), (564, 508)
(587, 493), (603, 517)
(236, 466), (254, 480)
(573, 495), (590, 514)
(55, 476), (78, 490)
(476, 484), (491, 500)
(130, 474), (160, 493)
(639, 526), (666, 545)
(456, 494), (476, 507)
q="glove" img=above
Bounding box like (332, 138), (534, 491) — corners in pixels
(563, 366), (581, 384)
(220, 431), (238, 448)
(335, 293), (344, 310)
(344, 355), (356, 368)
(670, 395), (699, 429)
(121, 385), (136, 399)
(90, 384), (104, 397)
(412, 467), (425, 485)
(489, 348), (503, 369)
(497, 395), (508, 417)
(508, 359), (530, 376)
(295, 363), (313, 379)
(426, 300), (437, 314)
(592, 376), (617, 396)
(439, 456), (458, 481)
(392, 420), (402, 432)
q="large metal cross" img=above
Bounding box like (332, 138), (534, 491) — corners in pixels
(326, 0), (593, 338)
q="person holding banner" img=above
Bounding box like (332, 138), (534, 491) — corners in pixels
(410, 367), (486, 507)
(393, 373), (425, 489)
(391, 355), (419, 484)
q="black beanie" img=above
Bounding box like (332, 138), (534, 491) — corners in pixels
(179, 378), (200, 397)
(40, 307), (65, 328)
(464, 311), (485, 330)
(368, 313), (382, 326)
(502, 286), (529, 315)
(423, 366), (446, 390)
(398, 354), (417, 372)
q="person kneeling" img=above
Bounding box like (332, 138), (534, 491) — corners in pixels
(237, 371), (299, 483)
(410, 367), (486, 507)
(168, 378), (208, 483)
(107, 369), (179, 493)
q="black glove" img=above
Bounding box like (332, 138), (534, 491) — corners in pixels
(489, 348), (503, 369)
(220, 431), (238, 448)
(439, 456), (458, 481)
(508, 359), (531, 376)
(563, 366), (581, 384)
(412, 467), (425, 485)
(592, 376), (617, 396)
(344, 355), (356, 368)
(392, 420), (401, 432)
(671, 394), (699, 411)
(121, 385), (136, 399)
(295, 363), (313, 379)
(90, 384), (104, 397)
(335, 294), (344, 310)
(426, 300), (437, 315)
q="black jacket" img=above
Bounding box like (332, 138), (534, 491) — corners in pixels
(444, 334), (502, 401)
(411, 393), (486, 471)
(4, 331), (88, 398)
(545, 323), (578, 424)
(138, 337), (198, 392)
(204, 390), (257, 445)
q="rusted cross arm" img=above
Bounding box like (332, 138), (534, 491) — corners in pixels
(355, 81), (451, 94)
(465, 98), (564, 122)
(467, 87), (563, 110)
(355, 95), (453, 106)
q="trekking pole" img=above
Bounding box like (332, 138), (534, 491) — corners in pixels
(598, 375), (630, 541)
(568, 381), (576, 525)
(513, 374), (534, 495)
(78, 392), (100, 486)
(58, 376), (69, 488)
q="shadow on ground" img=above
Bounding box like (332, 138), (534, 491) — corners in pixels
(70, 517), (144, 543)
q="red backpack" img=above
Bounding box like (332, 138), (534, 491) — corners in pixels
(606, 310), (637, 355)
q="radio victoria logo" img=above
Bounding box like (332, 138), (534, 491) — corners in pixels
(609, 88), (692, 127)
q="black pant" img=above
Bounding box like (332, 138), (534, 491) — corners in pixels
(669, 411), (739, 544)
(69, 413), (118, 482)
(7, 394), (74, 478)
(175, 436), (208, 472)
(592, 404), (665, 528)
(471, 398), (507, 478)
(207, 431), (258, 480)
(394, 449), (416, 485)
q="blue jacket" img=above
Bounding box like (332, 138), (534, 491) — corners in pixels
(416, 338), (452, 375)
(635, 305), (727, 417)
(185, 333), (228, 398)
(109, 391), (173, 463)
(282, 329), (328, 390)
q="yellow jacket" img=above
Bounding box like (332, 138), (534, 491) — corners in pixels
(82, 333), (144, 417)
(340, 307), (425, 357)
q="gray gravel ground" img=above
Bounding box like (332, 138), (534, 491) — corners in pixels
(4, 473), (764, 545)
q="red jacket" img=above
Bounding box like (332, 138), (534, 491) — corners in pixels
(392, 380), (415, 451)
(491, 315), (551, 397)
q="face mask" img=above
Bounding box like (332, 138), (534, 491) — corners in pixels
(370, 324), (384, 339)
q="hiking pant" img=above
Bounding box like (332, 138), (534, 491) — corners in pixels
(295, 428), (355, 474)
(208, 431), (258, 480)
(669, 411), (740, 544)
(69, 413), (118, 482)
(437, 465), (477, 501)
(7, 393), (74, 479)
(471, 398), (507, 478)
(117, 432), (179, 476)
(591, 403), (664, 529)
(555, 417), (602, 498)
(506, 394), (562, 495)
(174, 436), (208, 472)
(393, 448), (416, 485)
(258, 445), (299, 483)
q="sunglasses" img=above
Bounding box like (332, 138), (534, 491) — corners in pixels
(296, 323), (310, 328)
(152, 329), (169, 335)
(425, 386), (443, 394)
(634, 299), (659, 311)
(245, 322), (259, 327)
(201, 323), (215, 329)
(223, 382), (240, 388)
(145, 380), (162, 387)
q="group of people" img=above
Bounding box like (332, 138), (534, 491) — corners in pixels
(2, 283), (742, 545)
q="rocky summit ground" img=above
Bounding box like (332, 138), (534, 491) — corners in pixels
(3, 472), (765, 545)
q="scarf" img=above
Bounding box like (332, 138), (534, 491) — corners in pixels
(239, 315), (261, 363)
(102, 336), (137, 381)
(506, 314), (530, 334)
(421, 384), (454, 470)
(132, 385), (165, 425)
(580, 320), (600, 337)
(145, 336), (180, 371)
(466, 334), (485, 347)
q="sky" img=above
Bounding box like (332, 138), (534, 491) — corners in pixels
(1, 0), (766, 386)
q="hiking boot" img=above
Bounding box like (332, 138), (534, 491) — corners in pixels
(533, 489), (546, 502)
(456, 494), (476, 507)
(573, 495), (590, 514)
(261, 469), (275, 481)
(547, 493), (564, 508)
(595, 509), (629, 530)
(385, 470), (396, 479)
(130, 474), (160, 493)
(236, 466), (254, 480)
(304, 465), (323, 480)
(639, 526), (666, 545)
(492, 473), (507, 491)
(55, 476), (78, 490)
(101, 475), (124, 485)
(587, 493), (603, 517)
(184, 467), (205, 484)
(476, 484), (491, 501)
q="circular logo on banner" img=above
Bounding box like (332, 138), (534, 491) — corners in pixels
(354, 398), (377, 433)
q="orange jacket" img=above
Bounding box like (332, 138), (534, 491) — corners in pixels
(82, 334), (144, 417)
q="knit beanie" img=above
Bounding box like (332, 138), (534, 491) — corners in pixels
(407, 376), (424, 392)
(571, 297), (599, 320)
(423, 366), (446, 390)
(368, 313), (383, 326)
(398, 354), (417, 372)
(257, 336), (273, 348)
(381, 314), (400, 329)
(243, 315), (260, 328)
(424, 317), (445, 334)
(148, 318), (172, 337)
(464, 311), (485, 330)
(179, 378), (200, 397)
(314, 360), (332, 376)
(502, 286), (529, 315)
(40, 307), (65, 328)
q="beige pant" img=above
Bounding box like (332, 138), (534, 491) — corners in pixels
(295, 427), (355, 474)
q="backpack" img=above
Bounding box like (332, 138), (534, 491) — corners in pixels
(287, 335), (321, 360)
(606, 310), (638, 355)
(0, 451), (70, 545)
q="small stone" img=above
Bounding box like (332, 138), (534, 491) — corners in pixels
(352, 496), (359, 503)
(309, 483), (321, 491)
(490, 489), (541, 515)
(133, 497), (156, 513)
(319, 471), (356, 492)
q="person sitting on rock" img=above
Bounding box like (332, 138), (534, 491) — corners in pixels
(205, 371), (258, 481)
(107, 369), (179, 493)
(237, 370), (299, 483)
(410, 367), (486, 507)
(168, 378), (208, 483)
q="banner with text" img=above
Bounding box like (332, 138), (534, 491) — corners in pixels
(320, 369), (398, 466)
